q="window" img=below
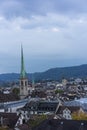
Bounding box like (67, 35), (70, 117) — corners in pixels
(21, 81), (23, 86)
(25, 81), (27, 86)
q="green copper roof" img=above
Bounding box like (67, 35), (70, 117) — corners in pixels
(20, 45), (26, 79)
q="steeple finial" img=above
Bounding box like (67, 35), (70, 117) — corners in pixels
(20, 45), (26, 79)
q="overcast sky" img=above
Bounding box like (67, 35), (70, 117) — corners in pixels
(0, 0), (87, 73)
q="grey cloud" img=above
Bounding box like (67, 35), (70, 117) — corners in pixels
(0, 0), (87, 19)
(0, 0), (87, 73)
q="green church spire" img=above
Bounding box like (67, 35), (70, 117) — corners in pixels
(20, 45), (26, 79)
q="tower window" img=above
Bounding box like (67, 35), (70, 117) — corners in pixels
(25, 81), (27, 86)
(21, 86), (23, 90)
(21, 81), (23, 86)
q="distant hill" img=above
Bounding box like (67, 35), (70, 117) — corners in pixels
(33, 64), (87, 81)
(0, 64), (87, 82)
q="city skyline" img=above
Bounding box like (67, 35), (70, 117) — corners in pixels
(0, 0), (87, 73)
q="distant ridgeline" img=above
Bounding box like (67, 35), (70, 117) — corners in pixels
(0, 64), (87, 83)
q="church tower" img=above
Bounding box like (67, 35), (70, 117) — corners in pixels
(19, 46), (28, 99)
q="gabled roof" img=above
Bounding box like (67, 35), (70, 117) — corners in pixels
(57, 106), (82, 114)
(19, 101), (39, 111)
(18, 100), (59, 112)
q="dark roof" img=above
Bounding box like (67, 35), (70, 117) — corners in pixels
(19, 101), (59, 112)
(31, 91), (46, 98)
(32, 119), (87, 130)
(26, 101), (39, 108)
(17, 124), (30, 130)
(38, 102), (58, 108)
(0, 112), (19, 128)
(0, 93), (19, 103)
(57, 106), (82, 114)
(20, 101), (39, 111)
